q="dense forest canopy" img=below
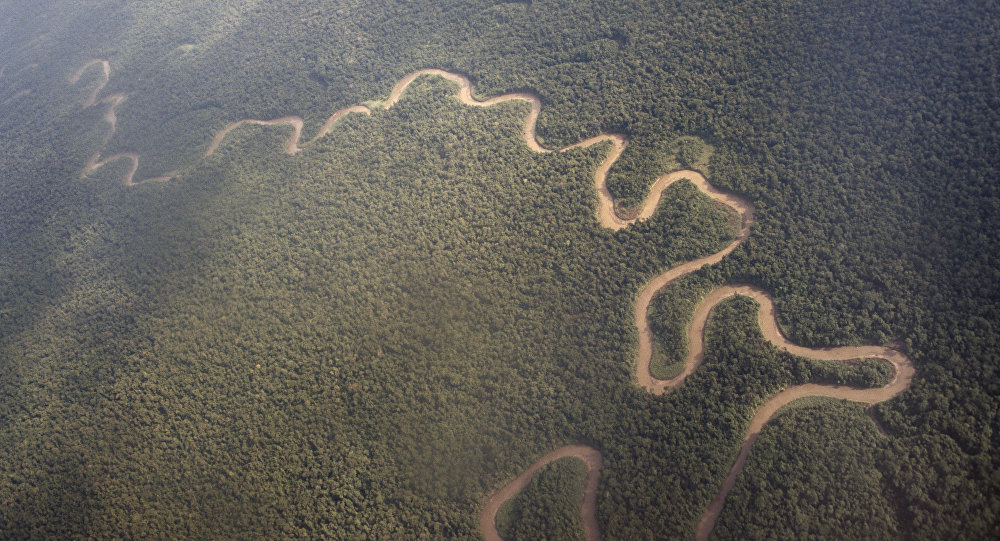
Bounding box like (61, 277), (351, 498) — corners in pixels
(496, 457), (588, 541)
(1, 0), (997, 539)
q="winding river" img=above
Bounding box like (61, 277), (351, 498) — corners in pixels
(70, 60), (174, 185)
(479, 445), (602, 541)
(68, 61), (914, 541)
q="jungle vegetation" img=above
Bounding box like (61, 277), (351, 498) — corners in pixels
(0, 0), (997, 539)
(712, 399), (899, 540)
(496, 457), (588, 541)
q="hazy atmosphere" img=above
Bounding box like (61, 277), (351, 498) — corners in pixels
(0, 1), (997, 539)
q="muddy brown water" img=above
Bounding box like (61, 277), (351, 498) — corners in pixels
(67, 62), (914, 540)
(479, 445), (602, 541)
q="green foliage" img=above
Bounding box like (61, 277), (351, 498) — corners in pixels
(0, 73), (734, 538)
(0, 0), (998, 539)
(496, 457), (588, 541)
(711, 400), (898, 540)
(598, 295), (899, 540)
(647, 271), (721, 379)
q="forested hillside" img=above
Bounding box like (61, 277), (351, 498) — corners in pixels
(1, 0), (997, 539)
